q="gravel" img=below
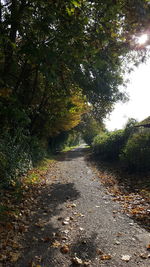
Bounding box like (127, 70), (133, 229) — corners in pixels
(16, 146), (150, 267)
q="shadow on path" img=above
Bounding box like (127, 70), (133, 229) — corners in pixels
(57, 147), (90, 162)
(16, 183), (80, 267)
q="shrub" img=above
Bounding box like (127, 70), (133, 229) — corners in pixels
(120, 131), (150, 172)
(0, 129), (31, 188)
(92, 130), (126, 161)
(81, 114), (104, 145)
(30, 137), (48, 165)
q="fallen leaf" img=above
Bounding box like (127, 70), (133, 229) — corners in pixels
(83, 261), (91, 266)
(34, 256), (42, 262)
(97, 249), (103, 255)
(116, 232), (124, 237)
(65, 217), (70, 221)
(140, 253), (149, 259)
(12, 242), (21, 249)
(72, 256), (83, 265)
(60, 244), (70, 254)
(10, 252), (20, 262)
(121, 255), (131, 262)
(62, 221), (69, 225)
(100, 254), (112, 260)
(147, 244), (150, 250)
(67, 203), (77, 208)
(51, 241), (61, 248)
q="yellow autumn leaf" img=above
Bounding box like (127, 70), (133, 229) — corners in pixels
(100, 254), (112, 260)
(51, 240), (61, 248)
(10, 252), (20, 262)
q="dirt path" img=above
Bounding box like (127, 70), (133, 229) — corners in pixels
(16, 146), (150, 266)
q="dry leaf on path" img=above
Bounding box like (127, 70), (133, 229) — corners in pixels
(96, 249), (103, 255)
(67, 203), (76, 208)
(83, 260), (91, 266)
(72, 256), (83, 265)
(62, 221), (69, 225)
(60, 244), (70, 253)
(10, 252), (20, 262)
(51, 241), (61, 248)
(100, 254), (112, 260)
(147, 244), (150, 250)
(140, 253), (150, 259)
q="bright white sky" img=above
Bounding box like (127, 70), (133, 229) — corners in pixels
(105, 58), (150, 131)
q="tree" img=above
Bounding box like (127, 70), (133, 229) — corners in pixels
(1, 0), (150, 184)
(78, 113), (105, 145)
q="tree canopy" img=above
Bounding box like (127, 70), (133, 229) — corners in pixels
(0, 0), (150, 184)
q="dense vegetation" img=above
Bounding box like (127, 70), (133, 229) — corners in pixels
(0, 0), (150, 186)
(92, 118), (150, 172)
(121, 131), (150, 172)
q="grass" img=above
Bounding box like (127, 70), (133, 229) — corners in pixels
(62, 145), (79, 152)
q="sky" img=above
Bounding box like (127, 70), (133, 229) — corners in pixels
(105, 58), (150, 131)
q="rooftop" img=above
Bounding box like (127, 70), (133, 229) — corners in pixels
(135, 116), (150, 128)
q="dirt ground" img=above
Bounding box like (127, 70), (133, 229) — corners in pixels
(5, 146), (150, 266)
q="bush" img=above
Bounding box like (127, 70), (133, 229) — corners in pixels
(80, 114), (104, 145)
(92, 130), (126, 161)
(120, 131), (150, 172)
(0, 129), (31, 188)
(0, 130), (50, 188)
(30, 137), (48, 165)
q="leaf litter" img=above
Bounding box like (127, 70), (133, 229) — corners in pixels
(89, 158), (150, 231)
(0, 158), (56, 265)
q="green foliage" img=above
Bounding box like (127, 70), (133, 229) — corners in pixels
(30, 137), (48, 166)
(0, 131), (50, 187)
(49, 130), (81, 153)
(123, 118), (138, 138)
(120, 132), (150, 172)
(0, 130), (31, 188)
(92, 130), (126, 161)
(0, 0), (150, 185)
(93, 118), (150, 173)
(79, 113), (105, 145)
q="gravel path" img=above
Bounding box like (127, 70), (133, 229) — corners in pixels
(17, 146), (150, 267)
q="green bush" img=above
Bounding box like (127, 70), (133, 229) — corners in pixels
(30, 137), (48, 165)
(92, 130), (126, 161)
(120, 131), (150, 172)
(0, 130), (49, 188)
(80, 114), (104, 145)
(0, 129), (31, 187)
